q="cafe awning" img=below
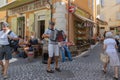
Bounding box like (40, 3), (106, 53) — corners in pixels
(74, 13), (95, 23)
(0, 0), (34, 11)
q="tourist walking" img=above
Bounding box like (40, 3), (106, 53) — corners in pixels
(0, 22), (18, 79)
(103, 31), (120, 80)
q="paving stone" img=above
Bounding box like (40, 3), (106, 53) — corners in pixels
(0, 43), (119, 80)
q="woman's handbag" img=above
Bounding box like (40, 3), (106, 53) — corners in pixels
(100, 52), (109, 63)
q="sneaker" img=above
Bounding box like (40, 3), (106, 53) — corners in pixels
(55, 68), (61, 72)
(46, 70), (54, 73)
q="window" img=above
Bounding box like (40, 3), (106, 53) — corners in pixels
(116, 0), (120, 4)
(92, 0), (94, 10)
(116, 12), (120, 20)
(100, 27), (105, 29)
(110, 27), (115, 30)
(88, 0), (92, 9)
(101, 0), (104, 7)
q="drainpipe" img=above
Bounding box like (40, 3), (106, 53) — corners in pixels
(47, 0), (53, 22)
(68, 0), (70, 41)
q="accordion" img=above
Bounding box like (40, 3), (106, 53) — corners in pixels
(49, 29), (66, 42)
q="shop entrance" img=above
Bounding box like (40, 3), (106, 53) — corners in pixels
(38, 20), (45, 39)
(17, 17), (25, 38)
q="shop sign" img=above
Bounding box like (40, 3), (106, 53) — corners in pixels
(69, 6), (75, 13)
(8, 0), (47, 16)
(74, 8), (89, 18)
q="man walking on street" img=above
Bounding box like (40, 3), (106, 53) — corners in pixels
(42, 22), (61, 73)
(0, 22), (18, 79)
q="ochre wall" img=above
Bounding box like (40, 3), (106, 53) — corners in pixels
(7, 0), (13, 3)
(73, 0), (93, 16)
(0, 11), (6, 20)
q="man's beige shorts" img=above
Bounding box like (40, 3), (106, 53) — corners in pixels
(48, 44), (59, 57)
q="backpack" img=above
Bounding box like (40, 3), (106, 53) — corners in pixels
(8, 31), (19, 48)
(56, 30), (66, 42)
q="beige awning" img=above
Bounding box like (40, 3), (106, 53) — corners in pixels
(96, 18), (108, 25)
(0, 0), (35, 11)
(74, 13), (95, 23)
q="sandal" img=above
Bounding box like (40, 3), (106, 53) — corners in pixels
(55, 68), (61, 72)
(113, 77), (118, 80)
(3, 75), (9, 79)
(1, 68), (4, 75)
(102, 70), (106, 74)
(46, 70), (54, 73)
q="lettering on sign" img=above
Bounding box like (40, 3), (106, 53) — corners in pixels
(8, 0), (48, 16)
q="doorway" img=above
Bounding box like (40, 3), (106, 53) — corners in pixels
(17, 17), (25, 38)
(38, 20), (45, 39)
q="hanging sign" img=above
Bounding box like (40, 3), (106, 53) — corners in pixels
(68, 6), (75, 13)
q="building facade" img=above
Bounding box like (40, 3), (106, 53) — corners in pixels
(98, 0), (120, 35)
(0, 0), (7, 29)
(0, 0), (96, 51)
(0, 0), (51, 39)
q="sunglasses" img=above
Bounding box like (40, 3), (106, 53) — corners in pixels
(1, 23), (8, 27)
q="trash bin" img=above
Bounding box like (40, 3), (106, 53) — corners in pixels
(27, 51), (34, 62)
(42, 41), (54, 64)
(42, 52), (54, 64)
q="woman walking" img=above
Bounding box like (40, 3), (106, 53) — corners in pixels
(103, 31), (120, 80)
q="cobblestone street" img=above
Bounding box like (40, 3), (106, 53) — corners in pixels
(0, 43), (119, 80)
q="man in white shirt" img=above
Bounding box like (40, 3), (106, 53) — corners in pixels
(0, 22), (18, 79)
(42, 22), (61, 73)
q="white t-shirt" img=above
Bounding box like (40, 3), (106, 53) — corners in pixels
(44, 28), (58, 44)
(104, 38), (116, 50)
(0, 30), (17, 45)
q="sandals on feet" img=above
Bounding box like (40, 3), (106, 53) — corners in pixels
(55, 68), (61, 72)
(102, 69), (106, 74)
(113, 77), (118, 80)
(46, 70), (54, 73)
(3, 75), (9, 79)
(1, 68), (4, 75)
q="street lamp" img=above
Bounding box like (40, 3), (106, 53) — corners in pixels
(47, 0), (53, 22)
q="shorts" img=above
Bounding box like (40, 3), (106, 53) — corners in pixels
(0, 46), (12, 60)
(48, 44), (59, 57)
